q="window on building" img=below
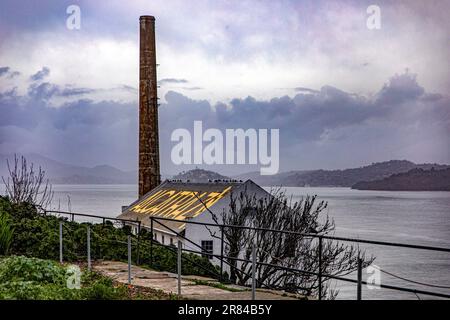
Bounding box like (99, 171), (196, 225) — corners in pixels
(170, 237), (174, 246)
(162, 235), (165, 245)
(153, 233), (157, 241)
(201, 240), (213, 259)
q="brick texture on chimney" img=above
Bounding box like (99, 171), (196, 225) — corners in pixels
(139, 15), (160, 197)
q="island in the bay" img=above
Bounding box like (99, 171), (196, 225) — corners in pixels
(351, 167), (450, 191)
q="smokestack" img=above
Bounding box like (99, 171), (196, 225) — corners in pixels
(139, 15), (160, 197)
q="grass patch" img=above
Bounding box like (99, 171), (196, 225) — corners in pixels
(0, 255), (178, 300)
(191, 279), (245, 292)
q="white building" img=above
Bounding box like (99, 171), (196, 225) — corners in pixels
(117, 179), (270, 266)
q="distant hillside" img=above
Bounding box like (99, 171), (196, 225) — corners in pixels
(235, 160), (450, 187)
(352, 168), (450, 191)
(172, 169), (229, 182)
(234, 170), (307, 187)
(0, 153), (137, 184)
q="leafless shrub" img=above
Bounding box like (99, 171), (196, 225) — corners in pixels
(2, 154), (53, 210)
(201, 187), (375, 299)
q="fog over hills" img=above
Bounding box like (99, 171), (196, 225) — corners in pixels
(0, 153), (137, 184)
(1, 154), (448, 187)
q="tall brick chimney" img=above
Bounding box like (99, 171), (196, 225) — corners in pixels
(139, 15), (160, 197)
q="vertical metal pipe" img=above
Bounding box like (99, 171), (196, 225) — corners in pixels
(59, 221), (63, 264)
(128, 235), (132, 285)
(139, 15), (160, 197)
(251, 240), (256, 300)
(318, 236), (323, 300)
(150, 218), (154, 267)
(220, 226), (224, 282)
(136, 221), (141, 265)
(177, 239), (182, 296)
(87, 226), (91, 271)
(357, 256), (362, 300)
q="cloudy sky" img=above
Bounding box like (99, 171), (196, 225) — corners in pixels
(0, 0), (449, 175)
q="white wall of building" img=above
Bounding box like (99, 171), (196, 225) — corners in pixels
(138, 180), (271, 278)
(184, 181), (270, 274)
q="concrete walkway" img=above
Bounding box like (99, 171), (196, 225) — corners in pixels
(93, 261), (303, 300)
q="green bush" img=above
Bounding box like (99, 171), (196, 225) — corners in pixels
(0, 255), (65, 284)
(0, 213), (14, 255)
(82, 278), (127, 300)
(0, 256), (132, 300)
(0, 195), (220, 279)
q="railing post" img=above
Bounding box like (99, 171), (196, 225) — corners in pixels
(150, 218), (154, 267)
(251, 239), (256, 300)
(357, 256), (362, 300)
(59, 221), (63, 264)
(136, 221), (141, 265)
(220, 226), (224, 282)
(177, 239), (182, 296)
(87, 225), (91, 271)
(128, 235), (132, 285)
(318, 236), (323, 300)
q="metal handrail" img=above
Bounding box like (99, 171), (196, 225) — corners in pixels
(150, 216), (450, 300)
(151, 216), (450, 253)
(150, 217), (278, 290)
(46, 209), (142, 264)
(45, 209), (140, 225)
(165, 241), (450, 299)
(44, 209), (450, 299)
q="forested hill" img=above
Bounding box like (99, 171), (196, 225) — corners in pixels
(351, 168), (450, 191)
(171, 168), (230, 182)
(235, 160), (450, 187)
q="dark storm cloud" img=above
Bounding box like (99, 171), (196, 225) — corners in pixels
(0, 66), (19, 78)
(0, 71), (449, 172)
(30, 67), (50, 81)
(26, 67), (99, 100)
(375, 72), (425, 106)
(28, 82), (59, 101)
(0, 67), (9, 76)
(157, 72), (449, 171)
(27, 82), (96, 100)
(0, 81), (138, 169)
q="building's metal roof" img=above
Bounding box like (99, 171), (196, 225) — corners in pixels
(117, 179), (249, 233)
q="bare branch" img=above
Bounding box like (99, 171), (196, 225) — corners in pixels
(198, 186), (374, 299)
(1, 154), (53, 210)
